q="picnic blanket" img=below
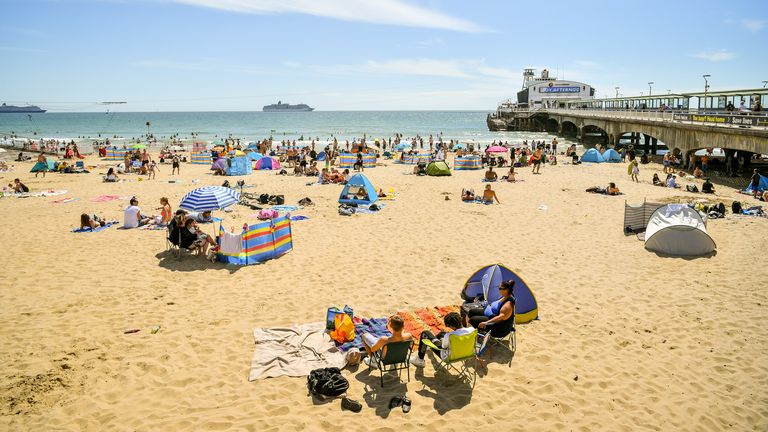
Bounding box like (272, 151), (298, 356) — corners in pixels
(336, 317), (390, 352)
(249, 322), (345, 380)
(12, 189), (68, 198)
(334, 305), (460, 352)
(72, 222), (119, 233)
(270, 205), (301, 212)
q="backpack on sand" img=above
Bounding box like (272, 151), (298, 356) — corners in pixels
(732, 201), (742, 214)
(307, 367), (349, 398)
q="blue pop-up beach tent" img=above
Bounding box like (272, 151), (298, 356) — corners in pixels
(460, 263), (538, 323)
(581, 148), (605, 163)
(602, 148), (621, 162)
(745, 174), (768, 193)
(338, 173), (378, 205)
(226, 156), (252, 176)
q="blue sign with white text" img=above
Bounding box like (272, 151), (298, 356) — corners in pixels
(540, 86), (581, 93)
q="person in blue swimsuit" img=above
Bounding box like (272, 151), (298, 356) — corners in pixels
(465, 280), (515, 337)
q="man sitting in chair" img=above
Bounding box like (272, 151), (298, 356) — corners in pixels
(362, 315), (413, 366)
(410, 312), (473, 368)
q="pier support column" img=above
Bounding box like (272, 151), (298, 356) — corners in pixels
(651, 137), (658, 155)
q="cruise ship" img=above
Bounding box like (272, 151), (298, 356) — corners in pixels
(262, 101), (314, 112)
(0, 103), (46, 113)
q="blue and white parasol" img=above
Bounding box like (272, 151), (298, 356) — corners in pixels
(179, 186), (240, 212)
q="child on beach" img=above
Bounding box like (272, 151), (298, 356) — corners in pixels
(171, 154), (180, 175)
(630, 160), (639, 182)
(147, 161), (158, 180)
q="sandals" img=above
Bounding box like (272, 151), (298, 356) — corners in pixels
(388, 396), (411, 413)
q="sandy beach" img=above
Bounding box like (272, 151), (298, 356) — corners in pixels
(1, 153), (767, 431)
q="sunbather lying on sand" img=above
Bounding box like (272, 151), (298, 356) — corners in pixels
(586, 182), (621, 195)
(462, 189), (475, 202)
(80, 213), (117, 230)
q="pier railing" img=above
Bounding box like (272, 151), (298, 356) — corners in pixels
(543, 108), (768, 130)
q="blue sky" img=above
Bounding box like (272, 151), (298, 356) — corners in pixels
(1, 0), (767, 111)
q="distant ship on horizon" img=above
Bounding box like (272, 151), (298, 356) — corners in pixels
(263, 101), (314, 112)
(0, 103), (46, 113)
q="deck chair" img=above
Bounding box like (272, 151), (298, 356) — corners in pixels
(423, 329), (478, 386)
(166, 221), (198, 259)
(477, 318), (516, 367)
(367, 340), (412, 387)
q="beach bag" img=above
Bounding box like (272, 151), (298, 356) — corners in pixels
(717, 203), (726, 214)
(731, 201), (742, 214)
(257, 209), (278, 220)
(307, 367), (349, 398)
(686, 185), (699, 193)
(221, 180), (230, 188)
(330, 314), (355, 343)
(258, 194), (270, 204)
(326, 306), (354, 330)
(269, 195), (285, 205)
(298, 197), (314, 206)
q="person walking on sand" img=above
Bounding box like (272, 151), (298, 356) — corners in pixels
(171, 154), (180, 175)
(531, 147), (543, 174)
(35, 151), (47, 178)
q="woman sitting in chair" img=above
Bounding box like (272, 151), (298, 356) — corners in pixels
(178, 218), (215, 257)
(464, 280), (515, 338)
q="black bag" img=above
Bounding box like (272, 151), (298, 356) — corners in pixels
(259, 194), (270, 204)
(307, 367), (349, 398)
(686, 185), (699, 193)
(298, 197), (314, 206)
(221, 180), (230, 188)
(717, 202), (726, 214)
(732, 201), (742, 214)
(269, 195), (285, 205)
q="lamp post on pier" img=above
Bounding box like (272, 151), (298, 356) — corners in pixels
(615, 87), (620, 98)
(702, 74), (711, 111)
(648, 82), (654, 96)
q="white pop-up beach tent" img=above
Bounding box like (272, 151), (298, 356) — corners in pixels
(644, 204), (716, 256)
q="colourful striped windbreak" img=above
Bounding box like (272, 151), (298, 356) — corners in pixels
(191, 152), (211, 165)
(217, 216), (293, 265)
(395, 152), (432, 164)
(454, 155), (483, 170)
(105, 148), (128, 161)
(338, 153), (376, 169)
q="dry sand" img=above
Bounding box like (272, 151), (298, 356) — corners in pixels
(1, 154), (767, 431)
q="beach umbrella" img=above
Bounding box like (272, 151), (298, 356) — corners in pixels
(179, 186), (240, 212)
(395, 143), (410, 151)
(130, 143), (147, 149)
(486, 145), (508, 153)
(453, 143), (467, 150)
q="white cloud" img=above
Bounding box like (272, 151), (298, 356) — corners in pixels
(741, 19), (768, 32)
(160, 0), (482, 32)
(692, 50), (735, 61)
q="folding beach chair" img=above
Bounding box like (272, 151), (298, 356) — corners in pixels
(166, 221), (199, 259)
(367, 340), (412, 387)
(477, 318), (516, 367)
(423, 329), (478, 386)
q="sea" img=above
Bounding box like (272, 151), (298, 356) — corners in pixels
(0, 111), (575, 152)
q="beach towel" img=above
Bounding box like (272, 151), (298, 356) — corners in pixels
(290, 215), (309, 221)
(219, 230), (242, 255)
(353, 203), (385, 214)
(92, 194), (129, 202)
(270, 205), (301, 212)
(72, 222), (119, 233)
(336, 317), (390, 352)
(249, 322), (345, 380)
(397, 305), (460, 341)
(51, 197), (80, 204)
(13, 189), (68, 198)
